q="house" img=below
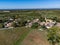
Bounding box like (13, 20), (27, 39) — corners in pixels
(4, 18), (14, 28)
(27, 20), (31, 23)
(45, 20), (56, 29)
(26, 22), (33, 27)
(45, 17), (53, 22)
(26, 19), (39, 28)
(9, 18), (14, 22)
(25, 17), (56, 29)
(4, 22), (14, 28)
(32, 18), (39, 23)
(56, 23), (60, 28)
(39, 22), (45, 26)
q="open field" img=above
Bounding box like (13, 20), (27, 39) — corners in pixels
(0, 27), (31, 45)
(0, 10), (60, 19)
(21, 29), (50, 45)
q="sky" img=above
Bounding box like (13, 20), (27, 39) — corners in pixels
(0, 0), (60, 9)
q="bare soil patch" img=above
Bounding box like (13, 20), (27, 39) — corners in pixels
(21, 29), (50, 45)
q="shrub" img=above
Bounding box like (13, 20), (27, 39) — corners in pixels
(47, 27), (60, 45)
(31, 22), (39, 29)
(19, 20), (27, 27)
(39, 16), (45, 22)
(52, 17), (60, 22)
(0, 23), (3, 28)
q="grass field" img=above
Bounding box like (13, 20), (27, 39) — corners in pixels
(0, 10), (60, 19)
(0, 27), (32, 45)
(21, 29), (50, 45)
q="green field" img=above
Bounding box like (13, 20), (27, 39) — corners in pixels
(0, 10), (60, 19)
(0, 27), (32, 45)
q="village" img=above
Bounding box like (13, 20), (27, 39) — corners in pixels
(0, 16), (60, 29)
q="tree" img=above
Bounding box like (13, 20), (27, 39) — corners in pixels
(0, 23), (3, 28)
(39, 16), (45, 22)
(52, 17), (60, 22)
(47, 27), (60, 45)
(31, 22), (39, 29)
(52, 17), (57, 21)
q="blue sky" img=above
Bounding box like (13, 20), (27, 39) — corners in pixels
(0, 0), (60, 9)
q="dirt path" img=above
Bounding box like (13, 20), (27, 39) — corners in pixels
(20, 29), (50, 45)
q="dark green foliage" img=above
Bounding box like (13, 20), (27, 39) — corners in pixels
(18, 19), (27, 27)
(52, 17), (57, 21)
(0, 23), (3, 28)
(47, 27), (60, 45)
(56, 18), (60, 22)
(41, 24), (46, 29)
(31, 22), (39, 29)
(12, 22), (19, 27)
(39, 16), (45, 22)
(52, 17), (60, 22)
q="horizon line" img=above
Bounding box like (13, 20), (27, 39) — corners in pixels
(0, 8), (60, 10)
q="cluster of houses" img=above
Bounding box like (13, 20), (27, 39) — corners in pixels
(4, 18), (14, 28)
(3, 18), (20, 28)
(2, 17), (60, 29)
(26, 18), (57, 29)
